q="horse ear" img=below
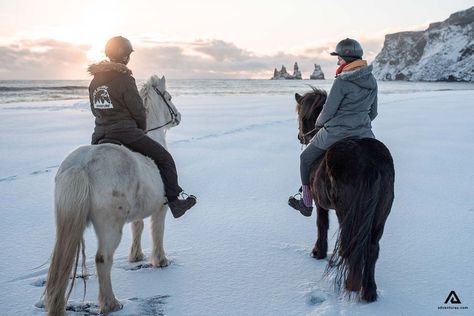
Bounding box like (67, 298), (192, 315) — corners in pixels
(295, 93), (302, 103)
(160, 76), (167, 89)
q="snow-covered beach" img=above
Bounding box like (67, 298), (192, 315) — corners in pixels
(0, 85), (473, 315)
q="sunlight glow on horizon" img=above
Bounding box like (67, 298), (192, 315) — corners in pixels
(0, 0), (472, 79)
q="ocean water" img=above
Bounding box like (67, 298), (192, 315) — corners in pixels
(0, 79), (473, 106)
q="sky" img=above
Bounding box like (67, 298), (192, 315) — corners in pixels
(0, 0), (472, 80)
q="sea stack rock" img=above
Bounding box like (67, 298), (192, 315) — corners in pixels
(271, 63), (302, 79)
(372, 6), (474, 82)
(293, 62), (302, 79)
(271, 65), (289, 79)
(310, 64), (325, 80)
(279, 65), (290, 78)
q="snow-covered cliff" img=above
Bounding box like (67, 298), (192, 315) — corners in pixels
(372, 6), (474, 82)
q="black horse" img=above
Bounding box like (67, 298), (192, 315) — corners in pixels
(295, 88), (394, 302)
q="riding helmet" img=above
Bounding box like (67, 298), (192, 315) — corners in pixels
(330, 38), (363, 60)
(105, 36), (134, 61)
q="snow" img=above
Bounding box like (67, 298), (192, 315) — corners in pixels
(372, 6), (474, 82)
(1, 90), (474, 315)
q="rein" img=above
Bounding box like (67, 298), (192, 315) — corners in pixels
(303, 126), (319, 137)
(147, 87), (178, 132)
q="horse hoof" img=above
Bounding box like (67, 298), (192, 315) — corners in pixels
(361, 289), (378, 302)
(152, 257), (169, 268)
(311, 248), (327, 260)
(100, 299), (123, 314)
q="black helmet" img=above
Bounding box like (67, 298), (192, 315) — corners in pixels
(330, 38), (363, 59)
(105, 36), (134, 61)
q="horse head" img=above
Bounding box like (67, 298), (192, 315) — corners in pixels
(295, 87), (327, 145)
(140, 75), (181, 133)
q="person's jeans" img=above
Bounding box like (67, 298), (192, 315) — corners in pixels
(300, 143), (326, 185)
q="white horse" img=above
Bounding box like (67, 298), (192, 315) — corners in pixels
(44, 75), (180, 315)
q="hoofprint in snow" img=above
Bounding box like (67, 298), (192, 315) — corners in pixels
(0, 90), (473, 315)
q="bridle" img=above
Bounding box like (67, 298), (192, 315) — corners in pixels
(147, 86), (179, 132)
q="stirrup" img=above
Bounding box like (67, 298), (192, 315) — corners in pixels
(288, 193), (313, 217)
(291, 192), (303, 200)
(179, 192), (196, 200)
(165, 192), (196, 204)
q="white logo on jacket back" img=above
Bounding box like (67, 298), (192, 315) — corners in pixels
(93, 86), (114, 109)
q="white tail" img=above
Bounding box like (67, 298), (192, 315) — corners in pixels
(45, 167), (90, 315)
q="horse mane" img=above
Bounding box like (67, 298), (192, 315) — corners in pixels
(140, 75), (168, 130)
(140, 75), (162, 112)
(298, 86), (327, 120)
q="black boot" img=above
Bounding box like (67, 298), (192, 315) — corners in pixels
(288, 194), (313, 217)
(168, 194), (197, 218)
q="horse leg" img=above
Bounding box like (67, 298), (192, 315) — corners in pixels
(150, 205), (169, 267)
(128, 220), (145, 262)
(312, 205), (329, 259)
(95, 224), (123, 314)
(345, 268), (362, 292)
(361, 227), (383, 302)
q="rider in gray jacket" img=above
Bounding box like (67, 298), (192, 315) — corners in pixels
(289, 38), (378, 216)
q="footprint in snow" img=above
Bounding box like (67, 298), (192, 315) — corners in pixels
(35, 300), (100, 315)
(0, 175), (17, 182)
(30, 165), (58, 175)
(306, 289), (328, 306)
(30, 273), (92, 288)
(124, 263), (154, 271)
(120, 258), (176, 271)
(127, 295), (170, 316)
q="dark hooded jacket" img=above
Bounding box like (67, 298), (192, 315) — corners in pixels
(312, 60), (377, 150)
(88, 61), (146, 144)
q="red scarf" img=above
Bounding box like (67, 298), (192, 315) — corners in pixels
(335, 63), (346, 77)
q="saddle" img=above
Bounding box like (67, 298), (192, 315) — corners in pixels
(97, 138), (123, 145)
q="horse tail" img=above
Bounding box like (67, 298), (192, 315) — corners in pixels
(326, 169), (382, 293)
(45, 166), (91, 315)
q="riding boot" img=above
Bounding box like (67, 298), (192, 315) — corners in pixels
(288, 194), (313, 217)
(168, 193), (197, 218)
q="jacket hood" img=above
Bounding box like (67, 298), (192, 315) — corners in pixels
(339, 63), (376, 90)
(88, 60), (132, 76)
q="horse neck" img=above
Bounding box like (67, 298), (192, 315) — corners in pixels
(147, 128), (168, 149)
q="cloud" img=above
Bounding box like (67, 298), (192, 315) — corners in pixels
(0, 39), (90, 79)
(0, 38), (384, 80)
(131, 38), (384, 79)
(191, 39), (252, 62)
(130, 39), (333, 79)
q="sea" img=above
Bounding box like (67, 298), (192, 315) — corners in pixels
(1, 79), (473, 106)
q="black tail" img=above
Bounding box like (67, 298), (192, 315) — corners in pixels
(325, 170), (382, 292)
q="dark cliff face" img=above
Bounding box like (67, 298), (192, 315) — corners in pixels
(372, 6), (474, 82)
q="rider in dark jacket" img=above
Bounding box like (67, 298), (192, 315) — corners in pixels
(88, 36), (196, 218)
(289, 38), (378, 216)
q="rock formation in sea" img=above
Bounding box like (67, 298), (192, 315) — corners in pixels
(310, 64), (325, 80)
(271, 62), (302, 80)
(293, 62), (302, 80)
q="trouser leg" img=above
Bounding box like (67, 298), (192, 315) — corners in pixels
(126, 136), (182, 201)
(300, 144), (325, 185)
